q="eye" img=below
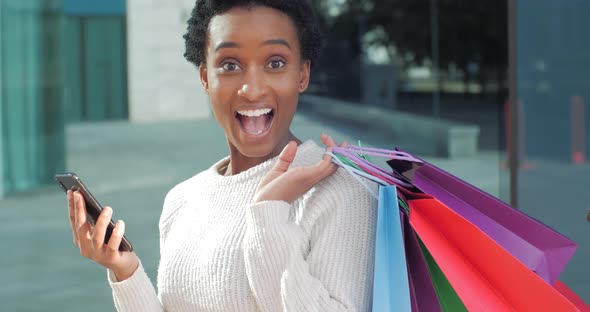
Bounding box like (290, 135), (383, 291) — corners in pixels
(221, 61), (241, 72)
(267, 59), (286, 69)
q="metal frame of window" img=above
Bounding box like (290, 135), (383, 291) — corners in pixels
(0, 0), (4, 197)
(508, 0), (519, 207)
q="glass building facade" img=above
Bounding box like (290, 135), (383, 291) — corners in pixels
(1, 0), (65, 195)
(0, 0), (588, 309)
(62, 0), (128, 123)
(0, 0), (126, 196)
(304, 0), (508, 199)
(515, 0), (590, 298)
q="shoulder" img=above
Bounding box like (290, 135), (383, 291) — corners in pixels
(320, 166), (378, 207)
(293, 146), (378, 232)
(294, 140), (378, 206)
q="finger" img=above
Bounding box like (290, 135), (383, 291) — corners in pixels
(74, 192), (92, 246)
(260, 141), (297, 185)
(320, 134), (337, 161)
(323, 141), (349, 161)
(316, 154), (338, 177)
(273, 141), (298, 174)
(268, 141), (296, 180)
(72, 191), (80, 245)
(91, 206), (112, 250)
(67, 190), (77, 245)
(320, 134), (348, 162)
(320, 133), (330, 145)
(320, 133), (337, 147)
(106, 220), (125, 256)
(257, 141), (298, 190)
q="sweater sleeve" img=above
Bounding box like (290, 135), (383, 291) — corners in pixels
(108, 262), (164, 311)
(107, 184), (186, 311)
(243, 170), (378, 312)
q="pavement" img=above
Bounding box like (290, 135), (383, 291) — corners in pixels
(0, 110), (588, 311)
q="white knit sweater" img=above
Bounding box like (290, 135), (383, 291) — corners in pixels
(108, 140), (377, 311)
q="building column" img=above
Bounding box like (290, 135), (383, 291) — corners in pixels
(127, 0), (210, 122)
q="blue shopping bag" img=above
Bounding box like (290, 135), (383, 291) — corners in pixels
(372, 185), (411, 312)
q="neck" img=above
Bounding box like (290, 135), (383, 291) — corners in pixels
(228, 133), (302, 175)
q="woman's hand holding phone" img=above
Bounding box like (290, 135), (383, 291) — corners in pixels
(67, 190), (139, 281)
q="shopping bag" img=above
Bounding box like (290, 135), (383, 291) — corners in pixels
(408, 195), (579, 311)
(387, 153), (577, 285)
(402, 214), (448, 312)
(329, 145), (585, 310)
(372, 185), (411, 312)
(415, 236), (466, 312)
(554, 281), (590, 311)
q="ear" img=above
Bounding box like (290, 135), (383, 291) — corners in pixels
(199, 65), (209, 92)
(298, 60), (311, 93)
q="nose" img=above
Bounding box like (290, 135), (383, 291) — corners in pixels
(237, 69), (267, 101)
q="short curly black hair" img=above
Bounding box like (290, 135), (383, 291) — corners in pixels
(183, 0), (323, 68)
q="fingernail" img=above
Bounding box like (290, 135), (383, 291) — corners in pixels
(104, 207), (112, 216)
(118, 220), (125, 231)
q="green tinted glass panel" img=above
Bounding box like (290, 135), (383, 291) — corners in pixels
(63, 16), (83, 123)
(63, 16), (127, 123)
(83, 17), (127, 121)
(0, 0), (65, 194)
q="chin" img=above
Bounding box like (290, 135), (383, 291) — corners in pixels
(235, 139), (279, 159)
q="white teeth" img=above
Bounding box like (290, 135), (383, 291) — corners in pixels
(237, 108), (272, 117)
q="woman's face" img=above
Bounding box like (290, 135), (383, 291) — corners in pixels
(200, 5), (310, 160)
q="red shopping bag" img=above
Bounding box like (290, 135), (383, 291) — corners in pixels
(408, 194), (579, 311)
(555, 281), (590, 311)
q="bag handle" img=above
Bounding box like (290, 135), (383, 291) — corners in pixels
(337, 145), (424, 164)
(327, 151), (380, 200)
(326, 151), (420, 210)
(331, 148), (415, 188)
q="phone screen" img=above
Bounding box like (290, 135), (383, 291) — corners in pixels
(55, 172), (133, 252)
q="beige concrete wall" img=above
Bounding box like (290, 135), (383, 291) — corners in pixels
(127, 0), (210, 122)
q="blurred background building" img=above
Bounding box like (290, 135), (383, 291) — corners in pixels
(1, 0), (588, 309)
(0, 0), (209, 197)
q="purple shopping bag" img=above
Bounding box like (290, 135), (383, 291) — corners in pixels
(389, 157), (577, 285)
(401, 212), (441, 312)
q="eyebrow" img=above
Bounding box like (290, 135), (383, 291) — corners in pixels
(214, 39), (291, 52)
(215, 41), (239, 52)
(263, 39), (291, 49)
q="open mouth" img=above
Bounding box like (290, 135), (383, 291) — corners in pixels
(235, 108), (274, 136)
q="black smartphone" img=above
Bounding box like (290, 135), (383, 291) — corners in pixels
(55, 172), (133, 252)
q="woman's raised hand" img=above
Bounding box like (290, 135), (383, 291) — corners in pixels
(253, 134), (346, 204)
(67, 190), (139, 281)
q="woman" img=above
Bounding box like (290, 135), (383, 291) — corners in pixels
(66, 0), (377, 310)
